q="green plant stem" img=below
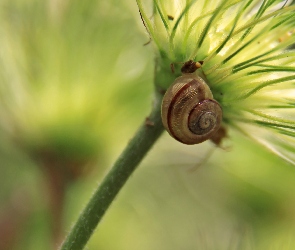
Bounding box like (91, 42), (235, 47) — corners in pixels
(60, 91), (164, 250)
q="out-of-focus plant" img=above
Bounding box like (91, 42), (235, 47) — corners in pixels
(60, 0), (295, 249)
(0, 0), (151, 249)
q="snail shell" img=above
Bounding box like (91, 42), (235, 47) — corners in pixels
(161, 73), (222, 145)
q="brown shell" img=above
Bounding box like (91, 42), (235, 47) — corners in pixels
(161, 74), (222, 145)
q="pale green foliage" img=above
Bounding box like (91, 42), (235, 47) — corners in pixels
(137, 0), (295, 165)
(0, 1), (147, 165)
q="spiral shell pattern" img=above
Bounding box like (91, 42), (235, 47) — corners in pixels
(161, 74), (222, 145)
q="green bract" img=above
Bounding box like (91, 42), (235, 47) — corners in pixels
(137, 0), (295, 165)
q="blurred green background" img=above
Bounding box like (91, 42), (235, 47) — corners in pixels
(1, 0), (295, 249)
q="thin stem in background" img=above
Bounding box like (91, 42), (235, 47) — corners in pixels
(42, 161), (68, 249)
(60, 91), (164, 250)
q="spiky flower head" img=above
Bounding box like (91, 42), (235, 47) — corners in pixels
(137, 0), (295, 165)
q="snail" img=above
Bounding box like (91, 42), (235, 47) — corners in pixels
(161, 60), (223, 145)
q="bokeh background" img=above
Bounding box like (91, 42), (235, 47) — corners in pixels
(1, 0), (295, 249)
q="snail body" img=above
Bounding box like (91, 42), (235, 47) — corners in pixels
(161, 61), (223, 145)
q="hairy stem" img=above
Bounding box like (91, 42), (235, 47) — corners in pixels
(60, 91), (164, 250)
